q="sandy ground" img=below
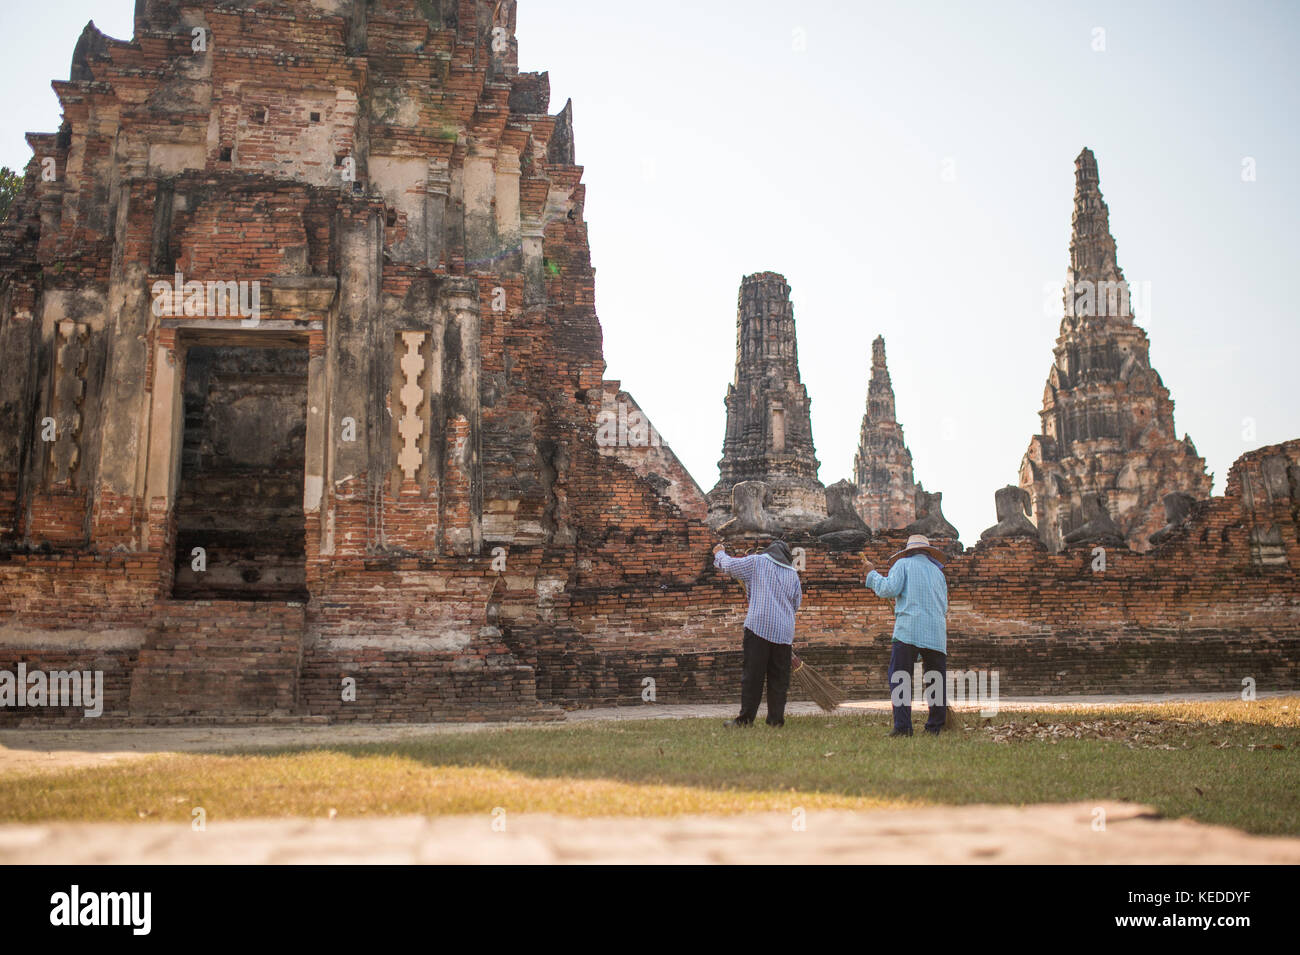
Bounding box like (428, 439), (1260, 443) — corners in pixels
(3, 802), (1299, 864)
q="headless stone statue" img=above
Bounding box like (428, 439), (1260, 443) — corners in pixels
(1261, 454), (1291, 501)
(979, 486), (1038, 540)
(1149, 491), (1196, 546)
(905, 487), (959, 541)
(718, 480), (784, 537)
(1063, 492), (1125, 547)
(813, 479), (871, 551)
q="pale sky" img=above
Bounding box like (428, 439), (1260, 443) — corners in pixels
(3, 1), (1297, 542)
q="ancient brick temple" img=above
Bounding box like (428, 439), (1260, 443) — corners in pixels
(0, 6), (1295, 725)
(852, 336), (930, 532)
(1020, 148), (1212, 552)
(707, 272), (826, 532)
(0, 0), (715, 722)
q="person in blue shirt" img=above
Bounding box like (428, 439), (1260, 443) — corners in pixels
(712, 540), (803, 727)
(862, 534), (950, 736)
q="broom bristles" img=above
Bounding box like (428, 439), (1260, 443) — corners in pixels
(944, 703), (963, 730)
(791, 653), (845, 712)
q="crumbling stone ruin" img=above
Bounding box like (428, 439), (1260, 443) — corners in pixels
(716, 480), (784, 539)
(980, 486), (1039, 541)
(707, 272), (826, 533)
(0, 5), (1295, 724)
(1062, 492), (1127, 548)
(904, 487), (960, 544)
(0, 0), (719, 721)
(594, 384), (706, 524)
(1020, 148), (1212, 553)
(852, 335), (945, 533)
(1240, 450), (1298, 567)
(1148, 491), (1196, 547)
(812, 479), (872, 552)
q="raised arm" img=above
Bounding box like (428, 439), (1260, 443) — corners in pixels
(712, 544), (757, 583)
(863, 555), (906, 599)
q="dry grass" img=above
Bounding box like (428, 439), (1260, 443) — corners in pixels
(1, 696), (1296, 834)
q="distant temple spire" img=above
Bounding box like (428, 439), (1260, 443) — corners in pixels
(1066, 146), (1124, 299)
(707, 272), (826, 531)
(1019, 148), (1211, 552)
(865, 336), (897, 423)
(852, 336), (918, 531)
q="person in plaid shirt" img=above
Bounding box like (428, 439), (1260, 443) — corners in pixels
(712, 540), (802, 727)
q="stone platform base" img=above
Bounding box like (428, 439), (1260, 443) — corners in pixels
(4, 802), (1297, 864)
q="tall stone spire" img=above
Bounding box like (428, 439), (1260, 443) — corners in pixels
(708, 272), (825, 531)
(1020, 148), (1211, 552)
(852, 336), (918, 531)
(1067, 147), (1122, 285)
(865, 336), (897, 423)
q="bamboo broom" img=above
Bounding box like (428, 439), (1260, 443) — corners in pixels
(944, 701), (963, 730)
(791, 651), (846, 712)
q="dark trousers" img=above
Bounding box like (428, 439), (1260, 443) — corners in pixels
(738, 628), (792, 726)
(888, 640), (947, 734)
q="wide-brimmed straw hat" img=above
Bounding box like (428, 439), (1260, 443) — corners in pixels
(886, 534), (947, 564)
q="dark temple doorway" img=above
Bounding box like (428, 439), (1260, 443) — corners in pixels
(172, 343), (309, 601)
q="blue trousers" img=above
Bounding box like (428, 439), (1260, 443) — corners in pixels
(888, 640), (947, 734)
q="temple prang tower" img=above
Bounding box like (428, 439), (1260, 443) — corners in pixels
(707, 272), (826, 532)
(852, 335), (921, 531)
(1019, 148), (1212, 552)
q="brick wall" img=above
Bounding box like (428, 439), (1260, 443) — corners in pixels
(534, 441), (1300, 706)
(128, 601), (307, 718)
(3, 443), (1295, 724)
(24, 488), (89, 544)
(0, 648), (137, 726)
(298, 649), (554, 723)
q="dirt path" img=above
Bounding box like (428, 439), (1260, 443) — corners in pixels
(0, 722), (505, 777)
(3, 801), (1298, 864)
